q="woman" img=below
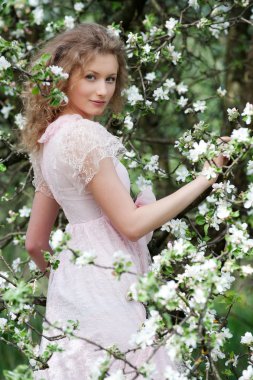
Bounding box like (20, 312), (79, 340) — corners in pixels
(22, 23), (229, 379)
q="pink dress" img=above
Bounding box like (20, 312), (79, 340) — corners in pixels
(30, 114), (175, 379)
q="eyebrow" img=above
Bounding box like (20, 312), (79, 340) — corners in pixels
(85, 70), (117, 76)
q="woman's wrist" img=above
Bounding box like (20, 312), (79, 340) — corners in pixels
(196, 172), (217, 188)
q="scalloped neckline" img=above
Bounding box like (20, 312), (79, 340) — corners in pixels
(38, 114), (90, 144)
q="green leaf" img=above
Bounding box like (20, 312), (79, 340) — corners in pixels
(0, 163), (6, 172)
(196, 215), (205, 225)
(31, 86), (40, 95)
(3, 365), (34, 380)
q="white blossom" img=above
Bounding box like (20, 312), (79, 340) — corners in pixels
(165, 18), (178, 37)
(244, 184), (253, 209)
(28, 261), (37, 271)
(209, 16), (230, 39)
(49, 65), (69, 79)
(29, 0), (39, 6)
(198, 202), (209, 215)
(154, 281), (178, 304)
(215, 271), (235, 294)
(124, 85), (143, 105)
(239, 365), (253, 380)
(167, 238), (191, 258)
(176, 82), (188, 94)
(164, 364), (188, 380)
(74, 2), (84, 12)
(29, 359), (37, 368)
(216, 202), (230, 220)
(145, 72), (156, 82)
(124, 150), (135, 159)
(142, 43), (151, 54)
(50, 229), (64, 249)
(161, 219), (188, 238)
(201, 166), (217, 180)
(153, 86), (169, 101)
(136, 175), (153, 191)
(106, 370), (126, 380)
(247, 160), (253, 176)
(192, 287), (207, 305)
(14, 113), (26, 130)
(175, 165), (189, 182)
(12, 258), (21, 272)
(211, 327), (232, 361)
(0, 318), (7, 330)
(167, 43), (181, 65)
(231, 127), (250, 143)
(0, 273), (7, 288)
(19, 206), (31, 217)
(124, 115), (133, 130)
(129, 310), (161, 349)
(188, 0), (199, 10)
(184, 107), (193, 114)
(217, 86), (227, 97)
(241, 332), (253, 345)
(188, 140), (208, 162)
(75, 251), (97, 267)
(0, 56), (11, 70)
(242, 102), (253, 125)
(241, 265), (253, 276)
(193, 100), (207, 113)
(126, 32), (138, 46)
(1, 104), (13, 119)
(197, 17), (209, 29)
(64, 16), (75, 29)
(89, 353), (110, 380)
(227, 107), (239, 121)
(164, 78), (176, 91)
(32, 7), (44, 25)
(177, 96), (188, 108)
(107, 26), (121, 38)
(144, 155), (159, 172)
(225, 354), (239, 368)
(128, 161), (138, 169)
(211, 5), (231, 17)
(139, 361), (158, 379)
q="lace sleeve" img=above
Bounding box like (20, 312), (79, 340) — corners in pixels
(60, 119), (127, 189)
(29, 150), (54, 199)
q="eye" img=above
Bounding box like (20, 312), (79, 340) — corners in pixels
(106, 76), (116, 83)
(85, 74), (95, 80)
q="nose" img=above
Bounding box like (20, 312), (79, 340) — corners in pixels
(96, 79), (107, 97)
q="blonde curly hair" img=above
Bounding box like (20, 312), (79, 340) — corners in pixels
(20, 23), (128, 153)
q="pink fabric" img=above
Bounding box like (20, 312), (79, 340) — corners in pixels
(135, 188), (156, 244)
(31, 114), (175, 379)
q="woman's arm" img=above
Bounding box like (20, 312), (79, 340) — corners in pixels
(87, 146), (229, 242)
(25, 192), (60, 276)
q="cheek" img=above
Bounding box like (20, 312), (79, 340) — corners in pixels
(70, 85), (92, 103)
(109, 84), (117, 97)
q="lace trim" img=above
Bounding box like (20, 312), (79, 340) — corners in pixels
(38, 114), (83, 144)
(60, 119), (127, 190)
(29, 150), (55, 199)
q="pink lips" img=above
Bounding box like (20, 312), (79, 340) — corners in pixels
(90, 100), (106, 106)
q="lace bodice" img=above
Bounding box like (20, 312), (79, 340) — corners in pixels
(29, 114), (156, 236)
(29, 114), (129, 223)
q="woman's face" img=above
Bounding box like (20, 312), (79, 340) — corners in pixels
(63, 53), (118, 120)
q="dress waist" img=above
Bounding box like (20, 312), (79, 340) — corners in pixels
(65, 214), (111, 231)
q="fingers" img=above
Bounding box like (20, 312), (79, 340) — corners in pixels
(217, 136), (231, 144)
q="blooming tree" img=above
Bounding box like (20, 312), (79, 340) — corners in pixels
(0, 0), (253, 379)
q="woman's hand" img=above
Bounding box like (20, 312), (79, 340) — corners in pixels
(202, 136), (231, 183)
